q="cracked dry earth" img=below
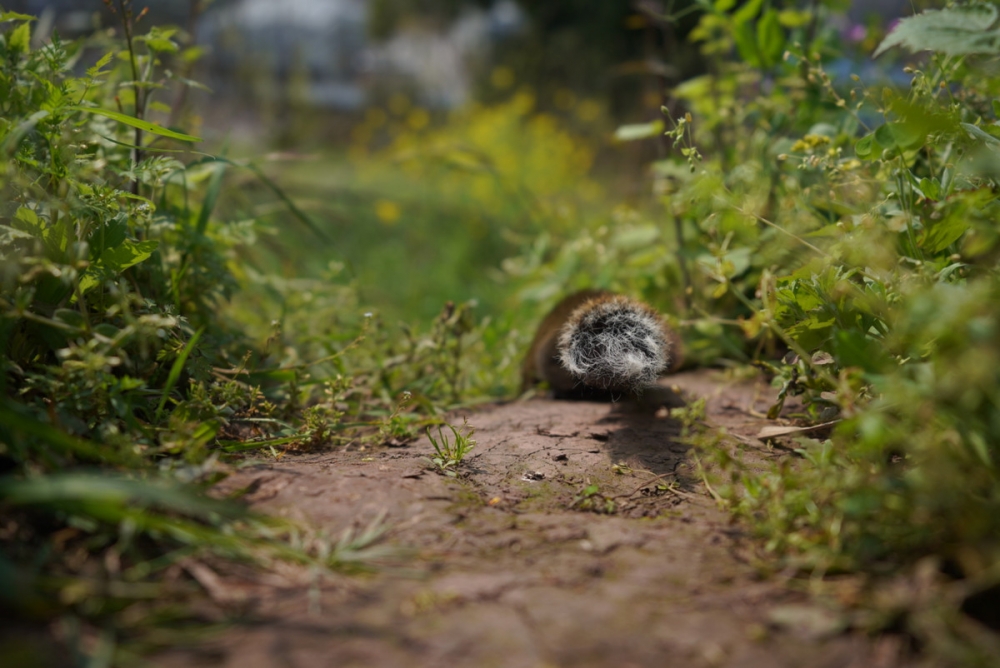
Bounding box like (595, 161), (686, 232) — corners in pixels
(160, 370), (903, 668)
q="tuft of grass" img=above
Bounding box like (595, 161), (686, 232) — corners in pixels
(425, 418), (477, 477)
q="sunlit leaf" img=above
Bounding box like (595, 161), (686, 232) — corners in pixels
(874, 5), (1000, 57)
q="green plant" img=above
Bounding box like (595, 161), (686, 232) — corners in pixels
(0, 8), (407, 662)
(570, 482), (617, 514)
(425, 417), (477, 477)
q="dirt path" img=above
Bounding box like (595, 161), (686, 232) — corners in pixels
(160, 371), (902, 668)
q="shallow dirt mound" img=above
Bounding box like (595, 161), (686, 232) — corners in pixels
(159, 371), (899, 668)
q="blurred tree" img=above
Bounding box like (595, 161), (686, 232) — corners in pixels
(367, 0), (703, 120)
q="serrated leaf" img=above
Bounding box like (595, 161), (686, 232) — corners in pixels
(12, 207), (42, 236)
(77, 240), (159, 295)
(100, 239), (159, 273)
(874, 5), (1000, 58)
(86, 51), (114, 78)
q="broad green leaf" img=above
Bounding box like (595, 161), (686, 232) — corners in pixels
(872, 122), (923, 151)
(778, 9), (811, 28)
(141, 28), (179, 54)
(144, 37), (178, 53)
(89, 215), (128, 256)
(874, 5), (1000, 58)
(833, 330), (889, 375)
(756, 9), (784, 67)
(733, 22), (761, 67)
(919, 178), (940, 201)
(994, 100), (1000, 119)
(93, 323), (121, 338)
(8, 21), (30, 54)
(613, 120), (664, 142)
(733, 0), (764, 25)
(12, 207), (42, 236)
(854, 134), (876, 159)
(68, 106), (201, 142)
(100, 239), (159, 272)
(922, 215), (969, 253)
(874, 123), (897, 149)
(77, 240), (159, 295)
(53, 309), (86, 330)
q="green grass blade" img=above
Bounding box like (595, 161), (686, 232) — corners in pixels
(155, 328), (203, 422)
(0, 404), (126, 464)
(244, 162), (331, 242)
(195, 161), (227, 235)
(0, 473), (245, 520)
(67, 106), (201, 142)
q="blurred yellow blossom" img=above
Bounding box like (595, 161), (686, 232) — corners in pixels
(375, 199), (401, 224)
(407, 108), (431, 131)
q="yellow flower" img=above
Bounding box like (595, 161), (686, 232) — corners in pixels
(375, 200), (401, 224)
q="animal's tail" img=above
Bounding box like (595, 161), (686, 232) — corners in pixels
(557, 294), (677, 394)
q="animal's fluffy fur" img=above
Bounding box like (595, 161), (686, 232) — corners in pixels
(521, 290), (681, 398)
(557, 295), (671, 394)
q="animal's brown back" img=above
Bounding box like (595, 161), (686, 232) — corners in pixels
(521, 289), (610, 394)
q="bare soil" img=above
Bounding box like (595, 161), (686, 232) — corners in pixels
(159, 370), (908, 668)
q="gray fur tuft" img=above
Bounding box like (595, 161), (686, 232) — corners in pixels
(557, 296), (670, 394)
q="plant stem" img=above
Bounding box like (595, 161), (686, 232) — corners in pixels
(116, 0), (143, 196)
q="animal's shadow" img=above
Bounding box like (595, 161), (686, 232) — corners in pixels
(595, 385), (696, 491)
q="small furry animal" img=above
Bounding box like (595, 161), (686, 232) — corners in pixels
(522, 290), (682, 399)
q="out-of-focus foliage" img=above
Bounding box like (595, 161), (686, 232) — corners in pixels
(0, 6), (502, 663)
